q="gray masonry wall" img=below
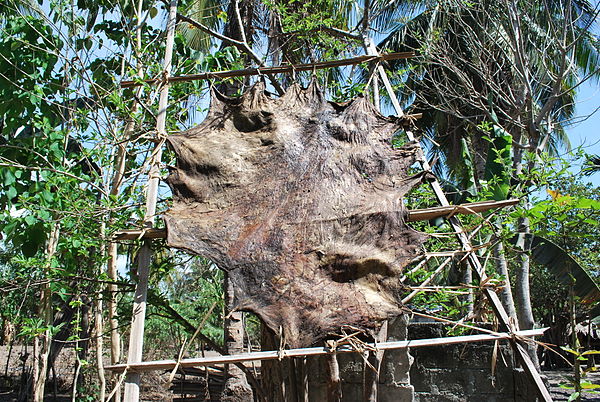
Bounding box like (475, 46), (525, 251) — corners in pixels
(305, 320), (530, 401)
(409, 322), (534, 402)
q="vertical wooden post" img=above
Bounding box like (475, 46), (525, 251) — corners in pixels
(325, 352), (342, 402)
(222, 273), (254, 401)
(122, 1), (178, 400)
(364, 39), (552, 401)
(363, 321), (387, 402)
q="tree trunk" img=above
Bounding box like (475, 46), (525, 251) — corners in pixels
(105, 3), (144, 396)
(494, 241), (517, 322)
(95, 296), (106, 401)
(32, 223), (60, 402)
(570, 285), (582, 401)
(222, 272), (254, 402)
(514, 214), (540, 368)
(260, 325), (287, 402)
(463, 262), (474, 316)
(219, 0), (254, 95)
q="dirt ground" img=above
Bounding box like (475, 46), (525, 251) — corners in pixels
(0, 344), (173, 401)
(545, 370), (600, 401)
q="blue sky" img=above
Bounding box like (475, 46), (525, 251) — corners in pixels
(570, 80), (600, 186)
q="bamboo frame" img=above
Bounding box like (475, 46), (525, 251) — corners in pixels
(120, 52), (414, 88)
(110, 29), (548, 400)
(405, 199), (519, 222)
(105, 328), (546, 373)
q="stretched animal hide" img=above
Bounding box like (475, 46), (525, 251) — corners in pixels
(165, 81), (426, 347)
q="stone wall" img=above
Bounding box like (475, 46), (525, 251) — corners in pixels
(409, 322), (530, 402)
(305, 320), (530, 401)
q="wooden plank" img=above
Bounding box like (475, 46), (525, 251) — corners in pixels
(120, 52), (414, 88)
(105, 328), (546, 373)
(365, 40), (553, 402)
(112, 199), (518, 241)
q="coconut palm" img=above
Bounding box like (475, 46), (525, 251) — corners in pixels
(379, 0), (598, 187)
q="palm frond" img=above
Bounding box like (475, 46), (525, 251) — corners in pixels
(179, 0), (226, 52)
(582, 154), (600, 175)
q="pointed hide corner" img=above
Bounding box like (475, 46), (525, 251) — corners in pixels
(243, 81), (270, 109)
(306, 76), (324, 104)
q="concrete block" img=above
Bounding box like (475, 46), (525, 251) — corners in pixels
(379, 383), (415, 402)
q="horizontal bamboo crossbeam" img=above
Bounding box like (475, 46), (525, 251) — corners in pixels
(405, 198), (519, 222)
(113, 199), (518, 240)
(105, 328), (545, 373)
(113, 228), (167, 240)
(120, 52), (414, 88)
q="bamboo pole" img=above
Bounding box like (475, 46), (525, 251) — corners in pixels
(402, 258), (453, 304)
(364, 39), (552, 401)
(122, 1), (178, 400)
(112, 199), (519, 240)
(105, 328), (546, 372)
(405, 199), (519, 221)
(120, 52), (414, 88)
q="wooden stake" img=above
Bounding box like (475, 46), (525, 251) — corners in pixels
(326, 350), (342, 402)
(364, 39), (553, 401)
(122, 1), (178, 400)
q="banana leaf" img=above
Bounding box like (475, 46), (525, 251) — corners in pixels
(483, 123), (512, 201)
(516, 234), (600, 305)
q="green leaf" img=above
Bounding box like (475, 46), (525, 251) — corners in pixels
(581, 350), (600, 355)
(149, 7), (158, 19)
(483, 123), (512, 201)
(574, 198), (600, 210)
(24, 215), (37, 225)
(560, 346), (579, 356)
(568, 392), (580, 402)
(6, 186), (17, 201)
(38, 210), (51, 221)
(3, 169), (16, 186)
(41, 190), (54, 203)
